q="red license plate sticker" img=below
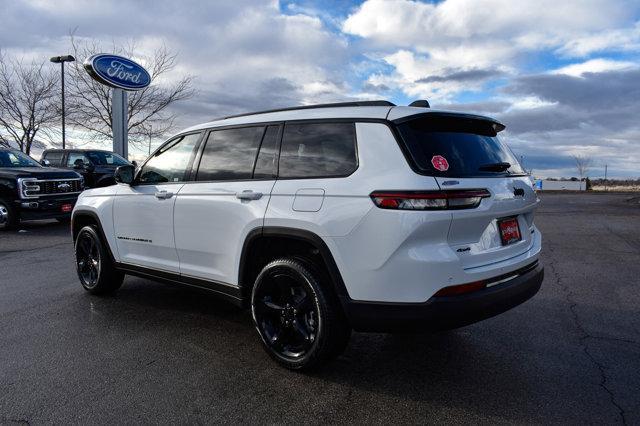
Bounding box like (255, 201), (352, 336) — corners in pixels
(61, 204), (73, 213)
(498, 217), (521, 245)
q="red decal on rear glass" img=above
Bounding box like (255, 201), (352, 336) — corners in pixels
(431, 155), (449, 171)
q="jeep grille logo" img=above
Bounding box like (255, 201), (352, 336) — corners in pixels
(58, 183), (72, 191)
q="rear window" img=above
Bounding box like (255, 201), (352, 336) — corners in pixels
(396, 116), (525, 177)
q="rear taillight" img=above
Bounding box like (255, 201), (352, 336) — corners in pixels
(370, 189), (490, 210)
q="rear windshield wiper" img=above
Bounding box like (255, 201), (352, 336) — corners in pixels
(479, 162), (511, 172)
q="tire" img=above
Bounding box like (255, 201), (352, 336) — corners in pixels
(74, 225), (124, 295)
(0, 198), (19, 231)
(251, 258), (351, 370)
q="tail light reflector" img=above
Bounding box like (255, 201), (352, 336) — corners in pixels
(370, 189), (490, 210)
(433, 280), (486, 296)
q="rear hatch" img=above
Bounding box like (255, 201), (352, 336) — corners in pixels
(394, 113), (539, 270)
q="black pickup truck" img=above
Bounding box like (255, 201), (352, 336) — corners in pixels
(0, 148), (83, 230)
(41, 149), (131, 188)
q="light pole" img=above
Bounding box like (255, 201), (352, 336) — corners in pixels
(50, 55), (75, 149)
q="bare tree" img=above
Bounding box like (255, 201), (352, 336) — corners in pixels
(573, 154), (593, 190)
(0, 51), (60, 154)
(66, 36), (195, 149)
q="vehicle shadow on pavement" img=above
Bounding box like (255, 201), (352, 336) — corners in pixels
(0, 220), (71, 254)
(1, 219), (70, 236)
(65, 273), (637, 424)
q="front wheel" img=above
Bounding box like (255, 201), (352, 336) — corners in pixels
(251, 258), (351, 370)
(74, 225), (124, 295)
(0, 198), (18, 230)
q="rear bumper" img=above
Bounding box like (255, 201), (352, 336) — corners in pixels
(15, 195), (78, 221)
(344, 262), (543, 332)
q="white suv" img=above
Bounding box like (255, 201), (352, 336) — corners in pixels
(71, 100), (543, 370)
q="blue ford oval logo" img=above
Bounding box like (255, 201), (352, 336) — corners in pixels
(83, 54), (151, 91)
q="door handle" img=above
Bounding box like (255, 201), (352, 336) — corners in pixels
(155, 190), (174, 199)
(236, 190), (263, 200)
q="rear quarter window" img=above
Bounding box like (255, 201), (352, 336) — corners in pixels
(396, 116), (525, 177)
(278, 122), (357, 179)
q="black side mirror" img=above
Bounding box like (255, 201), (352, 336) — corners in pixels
(41, 159), (51, 167)
(73, 159), (84, 169)
(131, 160), (138, 168)
(114, 165), (135, 185)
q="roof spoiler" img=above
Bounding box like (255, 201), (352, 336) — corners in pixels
(409, 100), (430, 108)
(392, 111), (506, 132)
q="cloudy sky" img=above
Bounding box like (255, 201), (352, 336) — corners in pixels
(2, 0), (639, 177)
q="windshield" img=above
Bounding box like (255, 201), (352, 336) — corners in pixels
(396, 116), (525, 177)
(86, 151), (129, 166)
(0, 150), (41, 168)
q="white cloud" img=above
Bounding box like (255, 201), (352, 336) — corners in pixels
(557, 22), (640, 57)
(0, 0), (355, 155)
(343, 0), (633, 52)
(343, 0), (640, 101)
(359, 47), (512, 102)
(552, 58), (638, 77)
(507, 97), (558, 110)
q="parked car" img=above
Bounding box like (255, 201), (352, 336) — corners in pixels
(41, 149), (131, 188)
(71, 100), (543, 370)
(0, 148), (83, 230)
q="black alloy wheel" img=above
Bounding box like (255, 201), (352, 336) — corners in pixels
(74, 225), (124, 295)
(253, 266), (320, 358)
(76, 229), (101, 289)
(251, 258), (351, 370)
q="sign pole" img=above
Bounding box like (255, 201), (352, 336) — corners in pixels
(112, 88), (128, 160)
(84, 54), (150, 161)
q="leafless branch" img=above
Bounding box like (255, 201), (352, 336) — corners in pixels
(66, 35), (195, 149)
(573, 154), (593, 190)
(0, 50), (60, 154)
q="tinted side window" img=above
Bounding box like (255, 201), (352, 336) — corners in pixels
(67, 153), (90, 167)
(86, 151), (129, 166)
(196, 126), (264, 181)
(138, 133), (201, 184)
(278, 123), (357, 178)
(43, 152), (63, 166)
(253, 125), (280, 179)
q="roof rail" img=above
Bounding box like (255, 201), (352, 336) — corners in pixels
(219, 100), (396, 120)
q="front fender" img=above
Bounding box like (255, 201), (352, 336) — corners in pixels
(72, 188), (119, 262)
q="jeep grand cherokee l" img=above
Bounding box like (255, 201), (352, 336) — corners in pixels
(0, 149), (83, 230)
(71, 100), (543, 370)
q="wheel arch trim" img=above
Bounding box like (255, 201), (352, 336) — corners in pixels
(238, 226), (351, 303)
(71, 209), (117, 264)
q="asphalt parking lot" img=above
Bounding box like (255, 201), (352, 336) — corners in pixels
(1, 192), (639, 424)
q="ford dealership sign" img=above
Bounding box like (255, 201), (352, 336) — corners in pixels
(83, 54), (151, 91)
